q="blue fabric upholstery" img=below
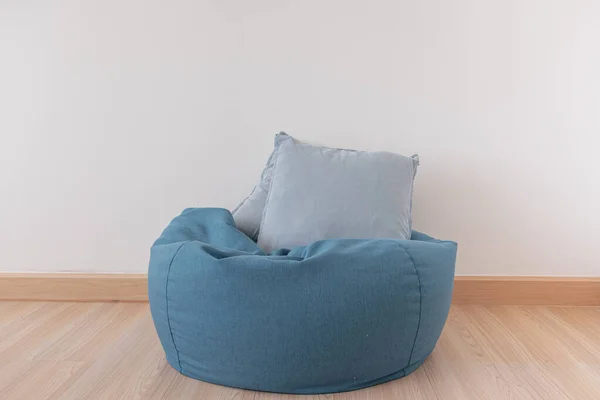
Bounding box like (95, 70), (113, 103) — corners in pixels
(149, 208), (457, 394)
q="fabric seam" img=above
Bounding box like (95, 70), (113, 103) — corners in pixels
(399, 243), (422, 365)
(256, 135), (289, 247)
(407, 155), (419, 235)
(231, 132), (284, 215)
(165, 240), (190, 373)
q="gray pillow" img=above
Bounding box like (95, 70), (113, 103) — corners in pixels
(257, 134), (419, 252)
(232, 132), (287, 240)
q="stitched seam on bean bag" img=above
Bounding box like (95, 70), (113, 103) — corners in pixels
(165, 241), (190, 373)
(398, 243), (422, 366)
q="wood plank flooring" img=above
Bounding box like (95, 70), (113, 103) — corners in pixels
(1, 302), (599, 399)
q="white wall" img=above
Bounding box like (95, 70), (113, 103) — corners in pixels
(1, 0), (599, 276)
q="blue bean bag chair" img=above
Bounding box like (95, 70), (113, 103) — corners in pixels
(149, 208), (457, 394)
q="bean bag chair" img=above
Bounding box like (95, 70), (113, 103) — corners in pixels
(149, 208), (457, 394)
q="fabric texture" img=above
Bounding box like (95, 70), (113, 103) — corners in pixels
(257, 134), (419, 253)
(149, 208), (456, 394)
(231, 132), (287, 241)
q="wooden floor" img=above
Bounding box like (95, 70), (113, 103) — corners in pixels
(1, 303), (599, 400)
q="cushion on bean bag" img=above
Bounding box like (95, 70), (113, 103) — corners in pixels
(257, 133), (419, 252)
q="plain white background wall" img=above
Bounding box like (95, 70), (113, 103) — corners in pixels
(1, 0), (599, 275)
